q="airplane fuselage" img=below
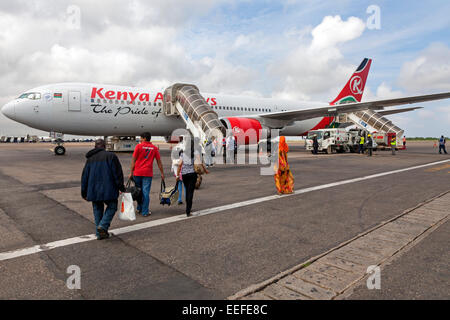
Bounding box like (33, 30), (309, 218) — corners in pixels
(2, 82), (333, 137)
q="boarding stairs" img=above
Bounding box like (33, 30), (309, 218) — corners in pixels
(337, 110), (404, 145)
(163, 83), (226, 149)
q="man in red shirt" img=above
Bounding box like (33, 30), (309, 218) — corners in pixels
(129, 132), (165, 216)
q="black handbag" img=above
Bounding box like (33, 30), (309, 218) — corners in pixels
(126, 178), (142, 203)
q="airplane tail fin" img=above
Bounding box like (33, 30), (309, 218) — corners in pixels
(330, 58), (372, 105)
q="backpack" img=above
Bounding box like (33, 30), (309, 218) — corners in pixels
(159, 180), (179, 206)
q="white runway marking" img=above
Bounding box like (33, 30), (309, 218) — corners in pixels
(0, 159), (449, 262)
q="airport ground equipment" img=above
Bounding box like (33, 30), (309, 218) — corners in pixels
(26, 135), (39, 143)
(106, 136), (138, 152)
(338, 110), (404, 147)
(163, 83), (226, 151)
(372, 132), (399, 151)
(305, 128), (350, 153)
(0, 136), (5, 143)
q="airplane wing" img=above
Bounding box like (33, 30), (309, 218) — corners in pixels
(376, 107), (423, 116)
(258, 92), (450, 122)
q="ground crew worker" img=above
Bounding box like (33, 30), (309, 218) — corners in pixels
(439, 135), (447, 154)
(403, 136), (406, 148)
(359, 135), (365, 154)
(391, 136), (397, 155)
(312, 135), (319, 154)
(366, 134), (373, 157)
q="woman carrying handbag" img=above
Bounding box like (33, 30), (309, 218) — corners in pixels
(176, 137), (209, 217)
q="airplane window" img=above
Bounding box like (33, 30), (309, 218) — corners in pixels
(115, 100), (118, 104)
(121, 101), (124, 104)
(219, 106), (222, 109)
(154, 102), (157, 106)
(18, 92), (41, 100)
(138, 102), (141, 106)
(109, 100), (113, 104)
(158, 102), (162, 106)
(91, 99), (94, 103)
(97, 99), (101, 103)
(103, 99), (107, 103)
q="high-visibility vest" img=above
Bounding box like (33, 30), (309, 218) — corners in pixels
(391, 138), (396, 146)
(360, 136), (365, 144)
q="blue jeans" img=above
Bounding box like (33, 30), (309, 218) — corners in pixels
(177, 180), (186, 203)
(133, 176), (153, 215)
(92, 200), (118, 236)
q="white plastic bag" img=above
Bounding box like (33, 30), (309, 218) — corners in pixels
(119, 192), (136, 221)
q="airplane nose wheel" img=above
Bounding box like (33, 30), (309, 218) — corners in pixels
(54, 145), (66, 156)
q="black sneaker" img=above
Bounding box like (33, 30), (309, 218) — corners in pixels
(97, 227), (110, 240)
(178, 201), (183, 205)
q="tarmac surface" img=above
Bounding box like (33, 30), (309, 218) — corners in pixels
(0, 140), (448, 299)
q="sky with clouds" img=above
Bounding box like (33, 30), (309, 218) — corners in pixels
(0, 0), (449, 138)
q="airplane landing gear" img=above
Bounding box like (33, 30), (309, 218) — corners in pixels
(54, 145), (66, 156)
(53, 138), (66, 156)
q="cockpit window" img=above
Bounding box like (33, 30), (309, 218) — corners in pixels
(17, 92), (41, 100)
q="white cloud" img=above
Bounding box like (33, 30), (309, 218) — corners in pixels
(363, 82), (403, 101)
(310, 16), (365, 52)
(0, 2), (448, 139)
(269, 15), (366, 101)
(233, 35), (251, 49)
(398, 43), (450, 92)
(437, 106), (450, 124)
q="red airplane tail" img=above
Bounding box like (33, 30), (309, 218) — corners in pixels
(330, 58), (372, 105)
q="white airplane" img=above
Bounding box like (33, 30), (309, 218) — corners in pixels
(2, 58), (450, 155)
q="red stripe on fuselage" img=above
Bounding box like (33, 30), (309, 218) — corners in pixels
(299, 116), (334, 136)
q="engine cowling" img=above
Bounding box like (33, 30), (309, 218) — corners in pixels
(220, 117), (263, 145)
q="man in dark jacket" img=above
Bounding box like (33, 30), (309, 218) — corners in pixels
(312, 135), (319, 154)
(81, 139), (125, 240)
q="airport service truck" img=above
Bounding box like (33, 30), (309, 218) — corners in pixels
(371, 132), (399, 150)
(305, 128), (350, 153)
(106, 136), (139, 152)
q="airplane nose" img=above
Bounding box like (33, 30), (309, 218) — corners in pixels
(1, 101), (15, 120)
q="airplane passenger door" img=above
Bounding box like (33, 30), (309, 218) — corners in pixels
(68, 91), (81, 111)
